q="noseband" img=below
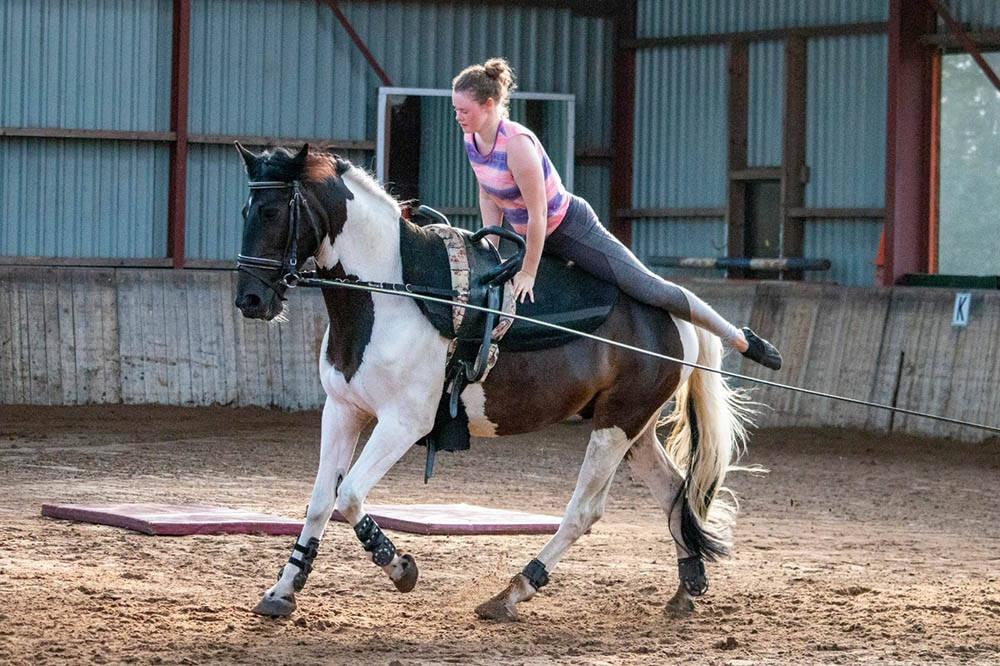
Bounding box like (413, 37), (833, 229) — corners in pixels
(237, 180), (310, 289)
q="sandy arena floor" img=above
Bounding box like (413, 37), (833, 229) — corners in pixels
(1, 405), (998, 665)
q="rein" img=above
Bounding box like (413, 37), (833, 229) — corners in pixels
(238, 181), (1000, 437)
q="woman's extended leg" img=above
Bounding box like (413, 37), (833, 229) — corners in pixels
(545, 197), (781, 370)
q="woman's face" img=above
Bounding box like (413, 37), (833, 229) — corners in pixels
(452, 90), (494, 134)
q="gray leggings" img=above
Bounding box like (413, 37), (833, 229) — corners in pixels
(540, 196), (742, 345)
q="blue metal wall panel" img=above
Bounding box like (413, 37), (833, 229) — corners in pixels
(189, 1), (612, 150)
(940, 1), (1000, 30)
(633, 45), (727, 208)
(185, 145), (371, 261)
(637, 0), (888, 39)
(188, 0), (367, 140)
(185, 1), (612, 259)
(575, 165), (610, 226)
(0, 0), (172, 131)
(805, 35), (887, 208)
(0, 138), (168, 258)
(631, 219), (728, 280)
(748, 41), (785, 167)
(803, 219), (882, 286)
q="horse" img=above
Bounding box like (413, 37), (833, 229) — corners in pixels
(233, 143), (753, 622)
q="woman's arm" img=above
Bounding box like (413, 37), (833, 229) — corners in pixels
(505, 134), (548, 302)
(478, 186), (503, 249)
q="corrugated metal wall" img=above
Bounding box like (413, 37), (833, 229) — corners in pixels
(0, 0), (173, 130)
(632, 45), (727, 266)
(633, 46), (728, 209)
(748, 41), (784, 167)
(805, 35), (886, 208)
(632, 2), (887, 286)
(939, 1), (1000, 30)
(803, 219), (881, 286)
(637, 0), (888, 39)
(0, 139), (169, 258)
(0, 0), (173, 259)
(801, 34), (886, 286)
(184, 0), (613, 258)
(2, 0), (611, 261)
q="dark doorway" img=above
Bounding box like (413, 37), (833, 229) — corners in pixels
(385, 95), (422, 203)
(744, 179), (781, 279)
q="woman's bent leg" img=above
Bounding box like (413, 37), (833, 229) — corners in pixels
(547, 200), (744, 348)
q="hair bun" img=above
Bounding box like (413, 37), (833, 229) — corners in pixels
(483, 57), (509, 80)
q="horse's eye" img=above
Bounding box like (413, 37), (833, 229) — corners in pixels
(262, 207), (279, 221)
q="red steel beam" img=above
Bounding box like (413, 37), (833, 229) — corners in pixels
(884, 0), (935, 285)
(609, 0), (636, 246)
(925, 0), (1000, 94)
(318, 0), (393, 87)
(168, 0), (191, 269)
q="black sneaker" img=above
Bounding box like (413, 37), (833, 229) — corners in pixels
(740, 327), (782, 370)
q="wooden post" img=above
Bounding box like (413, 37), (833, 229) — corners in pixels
(726, 40), (749, 278)
(781, 36), (807, 281)
(885, 0), (935, 284)
(610, 0), (636, 246)
(168, 0), (191, 269)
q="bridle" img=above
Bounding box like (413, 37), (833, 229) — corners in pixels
(235, 179), (461, 300)
(236, 179), (310, 290)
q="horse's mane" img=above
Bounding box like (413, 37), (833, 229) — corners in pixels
(334, 158), (402, 217)
(259, 146), (401, 216)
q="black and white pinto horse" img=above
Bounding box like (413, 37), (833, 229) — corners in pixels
(234, 144), (752, 621)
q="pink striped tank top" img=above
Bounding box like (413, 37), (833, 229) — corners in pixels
(464, 119), (571, 236)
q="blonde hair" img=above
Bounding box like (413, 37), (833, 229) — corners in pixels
(452, 57), (517, 118)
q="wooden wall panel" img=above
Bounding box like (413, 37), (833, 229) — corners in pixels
(1, 269), (998, 442)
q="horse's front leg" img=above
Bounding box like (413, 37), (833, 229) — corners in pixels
(335, 409), (432, 593)
(252, 397), (369, 617)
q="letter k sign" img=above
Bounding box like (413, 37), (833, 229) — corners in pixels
(952, 292), (971, 328)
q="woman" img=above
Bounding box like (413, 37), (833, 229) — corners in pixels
(452, 58), (782, 370)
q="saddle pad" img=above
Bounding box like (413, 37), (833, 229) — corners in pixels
(42, 502), (564, 536)
(499, 253), (619, 352)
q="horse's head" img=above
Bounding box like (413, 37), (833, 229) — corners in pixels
(234, 142), (351, 320)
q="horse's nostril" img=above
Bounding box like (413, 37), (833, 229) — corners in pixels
(236, 293), (262, 310)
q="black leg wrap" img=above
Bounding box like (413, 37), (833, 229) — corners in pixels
(279, 537), (320, 592)
(353, 515), (397, 567)
(678, 556), (708, 597)
(521, 558), (550, 590)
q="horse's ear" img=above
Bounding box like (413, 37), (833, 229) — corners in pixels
(291, 143), (309, 169)
(234, 142), (257, 172)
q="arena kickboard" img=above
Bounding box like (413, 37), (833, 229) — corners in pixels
(41, 502), (563, 536)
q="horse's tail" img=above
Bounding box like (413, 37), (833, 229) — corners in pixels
(661, 325), (755, 560)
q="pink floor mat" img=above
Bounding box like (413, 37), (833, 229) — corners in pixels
(41, 502), (563, 536)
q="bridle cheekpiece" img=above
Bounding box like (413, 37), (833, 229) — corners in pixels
(237, 179), (308, 288)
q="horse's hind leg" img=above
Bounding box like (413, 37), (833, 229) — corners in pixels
(253, 398), (369, 617)
(625, 420), (700, 615)
(474, 419), (638, 622)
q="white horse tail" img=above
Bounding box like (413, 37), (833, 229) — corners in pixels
(661, 325), (754, 560)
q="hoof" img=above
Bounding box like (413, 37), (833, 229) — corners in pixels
(665, 585), (694, 616)
(392, 553), (419, 593)
(252, 593), (296, 617)
(475, 593), (519, 622)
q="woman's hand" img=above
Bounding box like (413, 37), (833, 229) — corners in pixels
(511, 270), (536, 303)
